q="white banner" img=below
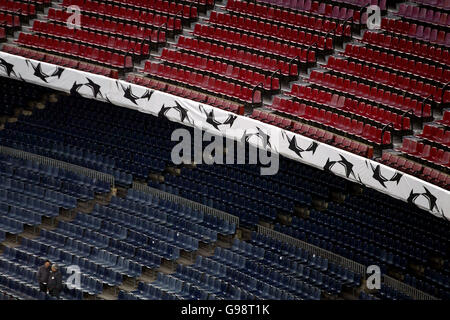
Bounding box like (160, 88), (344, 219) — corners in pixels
(0, 52), (448, 220)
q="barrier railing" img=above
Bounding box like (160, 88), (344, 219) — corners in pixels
(0, 145), (114, 188)
(257, 225), (365, 275)
(382, 275), (437, 300)
(132, 181), (239, 227)
(257, 225), (438, 300)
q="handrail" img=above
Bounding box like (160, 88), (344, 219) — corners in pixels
(188, 2), (195, 19)
(139, 34), (150, 56)
(358, 3), (372, 25)
(252, 82), (264, 105)
(305, 42), (317, 64)
(380, 122), (394, 145)
(124, 47), (134, 68)
(400, 109), (414, 132)
(156, 22), (167, 44)
(440, 81), (450, 107)
(421, 94), (434, 119)
(288, 55), (299, 76)
(175, 9), (183, 22)
(269, 69), (281, 91)
(342, 16), (354, 40)
(12, 8), (21, 28)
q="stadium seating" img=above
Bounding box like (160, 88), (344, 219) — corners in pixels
(0, 0), (449, 302)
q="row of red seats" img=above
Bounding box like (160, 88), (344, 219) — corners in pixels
(208, 11), (333, 51)
(0, 27), (4, 41)
(62, 0), (198, 20)
(17, 33), (133, 70)
(417, 124), (450, 147)
(437, 110), (450, 128)
(127, 74), (244, 115)
(399, 137), (450, 168)
(412, 0), (450, 10)
(48, 7), (179, 35)
(361, 31), (449, 67)
(159, 48), (280, 92)
(103, 0), (200, 18)
(0, 12), (19, 28)
(250, 110), (293, 129)
(308, 70), (432, 118)
(343, 43), (449, 84)
(32, 21), (151, 57)
(176, 35), (311, 76)
(113, 0), (212, 7)
(381, 153), (449, 189)
(272, 95), (411, 132)
(398, 3), (449, 27)
(144, 62), (262, 105)
(226, 0), (351, 36)
(193, 24), (310, 72)
(270, 96), (392, 146)
(0, 0), (36, 16)
(251, 109), (373, 157)
(296, 72), (431, 117)
(325, 56), (446, 103)
(381, 18), (449, 47)
(2, 44), (119, 78)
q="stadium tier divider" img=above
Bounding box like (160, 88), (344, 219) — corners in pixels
(0, 145), (114, 190)
(132, 181), (239, 229)
(257, 225), (438, 300)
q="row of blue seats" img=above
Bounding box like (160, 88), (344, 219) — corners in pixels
(349, 191), (449, 244)
(324, 203), (447, 256)
(249, 232), (361, 288)
(125, 189), (236, 236)
(194, 164), (317, 204)
(163, 174), (285, 219)
(175, 170), (296, 212)
(0, 177), (77, 209)
(291, 216), (421, 266)
(274, 223), (405, 271)
(404, 273), (450, 300)
(0, 202), (42, 227)
(148, 180), (260, 228)
(0, 137), (133, 186)
(0, 155), (110, 196)
(174, 264), (231, 299)
(60, 211), (179, 263)
(91, 205), (199, 252)
(21, 237), (126, 288)
(0, 189), (60, 217)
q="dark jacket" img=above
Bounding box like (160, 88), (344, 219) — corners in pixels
(37, 265), (50, 284)
(47, 270), (63, 292)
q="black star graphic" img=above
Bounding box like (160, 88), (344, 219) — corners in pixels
(27, 61), (65, 83)
(241, 127), (272, 149)
(0, 57), (16, 77)
(286, 135), (317, 158)
(122, 85), (140, 105)
(173, 101), (190, 123)
(323, 155), (355, 178)
(407, 187), (438, 212)
(371, 164), (403, 188)
(70, 81), (84, 97)
(85, 78), (102, 98)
